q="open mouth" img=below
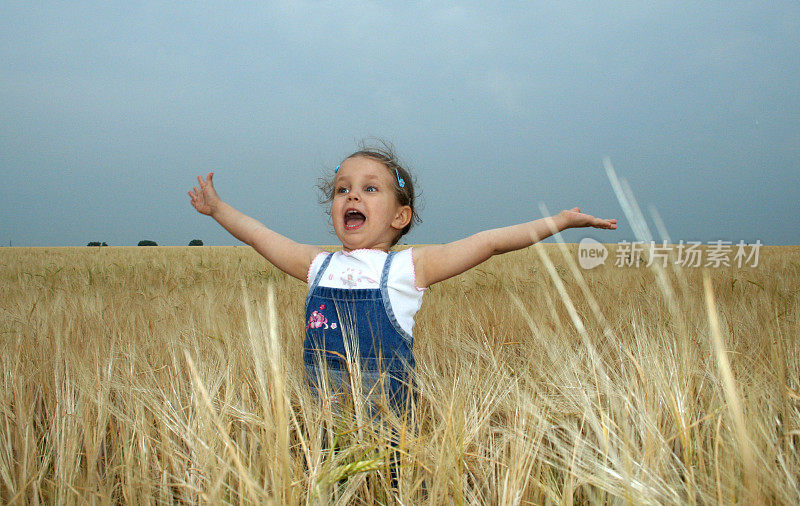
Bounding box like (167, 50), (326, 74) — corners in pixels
(344, 209), (366, 230)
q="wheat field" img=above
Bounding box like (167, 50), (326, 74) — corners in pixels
(0, 244), (798, 504)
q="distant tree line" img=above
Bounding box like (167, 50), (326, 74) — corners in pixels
(85, 240), (205, 246)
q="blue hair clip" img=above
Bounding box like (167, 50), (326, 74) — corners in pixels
(334, 164), (340, 173)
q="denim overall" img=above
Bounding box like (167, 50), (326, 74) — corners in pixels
(303, 251), (415, 414)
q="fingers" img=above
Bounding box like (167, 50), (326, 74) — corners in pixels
(599, 218), (617, 229)
(194, 172), (214, 191)
(569, 207), (617, 229)
(189, 174), (215, 214)
(575, 211), (617, 230)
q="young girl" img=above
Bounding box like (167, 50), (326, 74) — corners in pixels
(188, 145), (617, 414)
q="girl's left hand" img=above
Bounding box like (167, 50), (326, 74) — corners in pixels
(189, 172), (220, 216)
(558, 207), (617, 230)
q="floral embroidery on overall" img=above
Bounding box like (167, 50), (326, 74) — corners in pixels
(307, 304), (337, 330)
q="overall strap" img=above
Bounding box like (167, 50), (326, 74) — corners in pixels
(380, 251), (397, 288)
(379, 251), (413, 343)
(306, 252), (333, 305)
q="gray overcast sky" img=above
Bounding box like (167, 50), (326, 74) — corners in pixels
(2, 1), (798, 247)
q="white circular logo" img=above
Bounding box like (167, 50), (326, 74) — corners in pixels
(578, 238), (608, 269)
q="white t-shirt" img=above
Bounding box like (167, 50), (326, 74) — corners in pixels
(307, 248), (426, 337)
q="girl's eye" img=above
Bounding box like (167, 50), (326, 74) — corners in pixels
(365, 185), (377, 192)
(336, 187), (349, 194)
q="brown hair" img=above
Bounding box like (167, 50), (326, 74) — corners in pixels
(318, 140), (420, 245)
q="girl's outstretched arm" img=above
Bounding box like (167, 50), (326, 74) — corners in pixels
(413, 207), (616, 288)
(189, 172), (324, 281)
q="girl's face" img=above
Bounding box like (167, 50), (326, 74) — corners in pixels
(331, 156), (412, 252)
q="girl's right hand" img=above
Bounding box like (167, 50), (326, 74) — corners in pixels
(188, 172), (220, 216)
